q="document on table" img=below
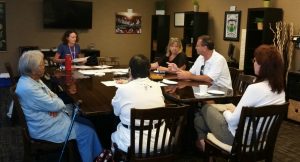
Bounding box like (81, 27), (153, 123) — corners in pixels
(72, 57), (89, 63)
(78, 70), (105, 76)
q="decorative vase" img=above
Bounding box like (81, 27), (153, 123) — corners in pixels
(263, 1), (270, 7)
(257, 22), (263, 30)
(193, 5), (199, 12)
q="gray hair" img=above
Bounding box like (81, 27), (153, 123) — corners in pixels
(18, 50), (44, 76)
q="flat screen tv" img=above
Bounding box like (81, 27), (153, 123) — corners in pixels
(43, 0), (93, 29)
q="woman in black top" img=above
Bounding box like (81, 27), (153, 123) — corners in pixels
(151, 37), (187, 73)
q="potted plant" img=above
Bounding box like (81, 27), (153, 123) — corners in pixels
(263, 0), (270, 7)
(255, 18), (264, 30)
(192, 0), (199, 12)
(155, 0), (165, 15)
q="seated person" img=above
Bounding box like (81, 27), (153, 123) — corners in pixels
(16, 50), (102, 162)
(168, 35), (232, 90)
(111, 54), (170, 153)
(53, 30), (87, 64)
(193, 44), (286, 151)
(151, 37), (187, 73)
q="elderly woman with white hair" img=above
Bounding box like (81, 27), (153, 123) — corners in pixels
(15, 50), (102, 162)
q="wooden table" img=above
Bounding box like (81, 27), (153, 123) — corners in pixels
(48, 68), (120, 116)
(48, 69), (241, 116)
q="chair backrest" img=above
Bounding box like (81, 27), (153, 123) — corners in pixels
(129, 105), (188, 162)
(231, 103), (289, 161)
(229, 67), (243, 91)
(4, 62), (17, 85)
(236, 74), (256, 94)
(10, 86), (34, 149)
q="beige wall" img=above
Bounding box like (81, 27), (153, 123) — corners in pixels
(166, 0), (300, 70)
(1, 0), (156, 73)
(1, 0), (300, 73)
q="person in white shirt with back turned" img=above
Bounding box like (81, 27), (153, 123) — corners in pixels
(111, 54), (169, 153)
(168, 35), (232, 90)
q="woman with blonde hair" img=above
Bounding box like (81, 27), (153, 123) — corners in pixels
(151, 37), (187, 73)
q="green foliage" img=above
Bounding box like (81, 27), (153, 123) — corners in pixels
(155, 0), (165, 10)
(192, 0), (199, 6)
(255, 17), (264, 23)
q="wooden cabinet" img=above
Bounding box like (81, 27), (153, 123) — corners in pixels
(244, 8), (283, 75)
(287, 71), (300, 122)
(183, 11), (208, 62)
(150, 15), (170, 62)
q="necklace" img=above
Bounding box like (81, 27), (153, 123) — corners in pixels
(68, 45), (76, 59)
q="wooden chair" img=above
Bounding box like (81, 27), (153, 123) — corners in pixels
(236, 74), (256, 94)
(204, 103), (289, 162)
(114, 105), (189, 162)
(229, 67), (243, 91)
(4, 62), (18, 85)
(10, 86), (77, 162)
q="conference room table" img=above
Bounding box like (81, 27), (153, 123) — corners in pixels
(47, 67), (242, 116)
(46, 66), (242, 149)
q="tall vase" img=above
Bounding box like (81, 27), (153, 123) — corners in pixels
(193, 5), (199, 12)
(263, 1), (270, 7)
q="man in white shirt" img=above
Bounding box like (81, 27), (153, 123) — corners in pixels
(169, 35), (232, 89)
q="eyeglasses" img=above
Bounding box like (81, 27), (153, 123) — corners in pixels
(200, 64), (205, 75)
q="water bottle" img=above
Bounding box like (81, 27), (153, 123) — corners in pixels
(65, 54), (72, 71)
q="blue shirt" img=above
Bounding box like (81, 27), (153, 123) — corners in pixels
(57, 43), (81, 60)
(15, 76), (76, 143)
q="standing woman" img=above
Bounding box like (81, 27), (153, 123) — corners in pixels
(151, 37), (187, 73)
(53, 30), (86, 64)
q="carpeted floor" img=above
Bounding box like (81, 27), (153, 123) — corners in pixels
(1, 87), (300, 162)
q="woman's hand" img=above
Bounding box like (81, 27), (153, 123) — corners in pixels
(167, 62), (178, 72)
(49, 112), (58, 117)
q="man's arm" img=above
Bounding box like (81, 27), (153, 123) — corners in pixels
(176, 70), (213, 83)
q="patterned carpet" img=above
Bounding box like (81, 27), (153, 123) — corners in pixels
(1, 87), (300, 162)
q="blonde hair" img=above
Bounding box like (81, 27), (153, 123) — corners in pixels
(166, 37), (183, 57)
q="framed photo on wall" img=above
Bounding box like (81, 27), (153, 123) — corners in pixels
(0, 2), (6, 51)
(174, 12), (184, 27)
(223, 11), (241, 41)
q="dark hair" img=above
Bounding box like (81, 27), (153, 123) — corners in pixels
(198, 35), (214, 50)
(61, 30), (79, 44)
(254, 44), (284, 93)
(129, 54), (150, 79)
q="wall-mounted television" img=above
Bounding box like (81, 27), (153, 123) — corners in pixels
(43, 0), (93, 29)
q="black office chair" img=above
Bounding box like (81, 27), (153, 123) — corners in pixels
(204, 103), (289, 162)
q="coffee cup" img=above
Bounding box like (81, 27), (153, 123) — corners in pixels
(199, 85), (208, 95)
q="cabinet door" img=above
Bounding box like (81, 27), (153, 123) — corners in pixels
(151, 15), (170, 62)
(244, 8), (283, 75)
(183, 12), (208, 62)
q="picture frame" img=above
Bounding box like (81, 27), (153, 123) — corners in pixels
(0, 2), (6, 51)
(174, 12), (184, 27)
(223, 11), (241, 41)
(115, 12), (142, 34)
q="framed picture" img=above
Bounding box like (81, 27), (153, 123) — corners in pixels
(0, 2), (6, 51)
(174, 12), (184, 27)
(115, 12), (141, 34)
(223, 11), (241, 41)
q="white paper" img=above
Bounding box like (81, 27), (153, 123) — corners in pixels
(78, 70), (105, 76)
(93, 65), (113, 69)
(0, 73), (10, 78)
(72, 56), (89, 63)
